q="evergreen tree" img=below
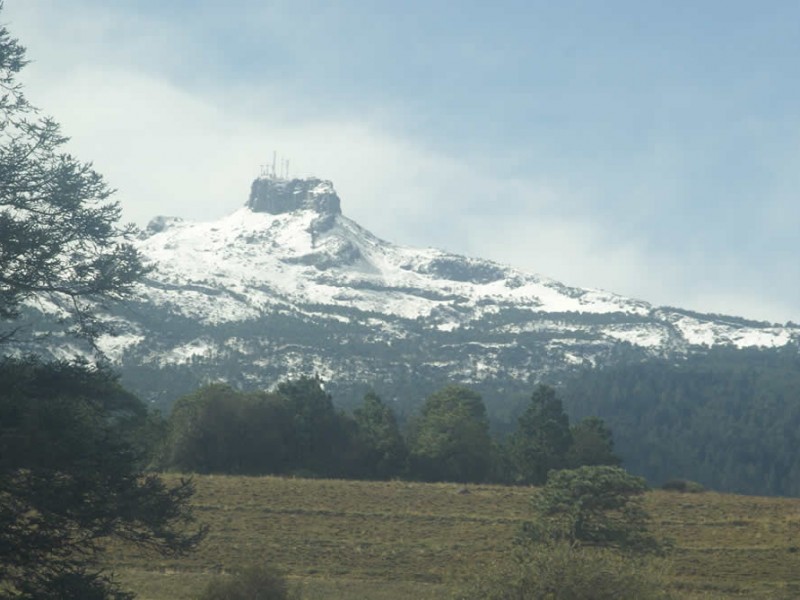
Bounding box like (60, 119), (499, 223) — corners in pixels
(560, 347), (800, 495)
(0, 13), (202, 597)
(0, 9), (146, 344)
(353, 391), (407, 479)
(0, 357), (205, 599)
(276, 376), (356, 477)
(522, 465), (661, 554)
(162, 384), (290, 475)
(408, 384), (493, 483)
(567, 416), (621, 468)
(509, 385), (573, 485)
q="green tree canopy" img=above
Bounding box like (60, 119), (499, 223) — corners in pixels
(276, 376), (356, 476)
(353, 391), (407, 479)
(162, 383), (290, 475)
(567, 416), (621, 468)
(0, 12), (202, 598)
(408, 384), (493, 483)
(523, 465), (661, 554)
(509, 385), (573, 485)
(0, 357), (205, 599)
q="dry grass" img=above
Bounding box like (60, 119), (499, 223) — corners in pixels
(648, 491), (800, 598)
(103, 475), (800, 599)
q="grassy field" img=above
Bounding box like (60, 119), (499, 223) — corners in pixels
(105, 475), (800, 599)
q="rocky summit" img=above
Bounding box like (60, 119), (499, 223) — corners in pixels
(247, 177), (341, 217)
(18, 176), (800, 408)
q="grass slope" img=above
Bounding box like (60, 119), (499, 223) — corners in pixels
(105, 475), (800, 599)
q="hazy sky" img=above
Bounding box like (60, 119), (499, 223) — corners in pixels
(4, 1), (799, 323)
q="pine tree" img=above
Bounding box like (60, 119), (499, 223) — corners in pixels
(0, 6), (146, 344)
(509, 385), (573, 485)
(408, 385), (493, 483)
(353, 391), (407, 479)
(0, 11), (203, 597)
(0, 357), (206, 599)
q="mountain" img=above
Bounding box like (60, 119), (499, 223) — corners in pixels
(17, 176), (800, 410)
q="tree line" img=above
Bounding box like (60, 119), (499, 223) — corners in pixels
(156, 377), (620, 484)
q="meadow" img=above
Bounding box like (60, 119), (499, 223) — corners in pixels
(105, 475), (800, 599)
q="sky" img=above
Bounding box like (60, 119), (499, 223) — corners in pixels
(3, 0), (799, 324)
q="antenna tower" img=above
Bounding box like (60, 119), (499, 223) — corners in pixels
(259, 153), (293, 180)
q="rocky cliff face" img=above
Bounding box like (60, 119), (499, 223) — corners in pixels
(247, 177), (341, 216)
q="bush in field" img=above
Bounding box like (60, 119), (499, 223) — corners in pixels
(661, 478), (706, 493)
(521, 465), (663, 555)
(461, 465), (673, 599)
(198, 565), (298, 600)
(454, 542), (675, 600)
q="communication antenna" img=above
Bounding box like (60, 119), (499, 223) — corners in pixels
(258, 153), (293, 180)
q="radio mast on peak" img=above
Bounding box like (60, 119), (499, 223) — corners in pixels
(259, 153), (292, 180)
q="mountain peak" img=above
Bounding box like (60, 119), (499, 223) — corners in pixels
(247, 177), (342, 216)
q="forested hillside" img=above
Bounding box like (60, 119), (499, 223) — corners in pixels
(560, 346), (800, 495)
(151, 344), (800, 499)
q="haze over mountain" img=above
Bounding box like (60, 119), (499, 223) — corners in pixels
(14, 175), (793, 407)
(11, 174), (797, 410)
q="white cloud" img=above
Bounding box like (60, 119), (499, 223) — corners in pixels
(18, 60), (800, 325)
(4, 0), (799, 325)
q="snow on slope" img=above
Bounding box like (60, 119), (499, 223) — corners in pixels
(138, 190), (648, 325)
(81, 175), (800, 374)
(131, 176), (798, 358)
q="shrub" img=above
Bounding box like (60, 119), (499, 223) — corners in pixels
(521, 465), (663, 554)
(661, 479), (706, 493)
(454, 542), (675, 600)
(198, 565), (298, 600)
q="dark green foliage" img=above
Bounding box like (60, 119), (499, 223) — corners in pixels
(0, 12), (196, 598)
(276, 376), (357, 476)
(561, 347), (800, 495)
(198, 564), (298, 600)
(116, 342), (800, 498)
(408, 385), (493, 482)
(353, 391), (407, 479)
(522, 466), (661, 554)
(0, 11), (146, 344)
(159, 380), (622, 485)
(508, 385), (573, 484)
(472, 465), (669, 599)
(567, 416), (620, 468)
(162, 377), (368, 478)
(0, 357), (205, 599)
(162, 384), (291, 475)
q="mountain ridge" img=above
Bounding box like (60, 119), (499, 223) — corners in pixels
(17, 176), (800, 407)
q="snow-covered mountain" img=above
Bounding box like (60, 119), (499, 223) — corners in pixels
(30, 176), (800, 407)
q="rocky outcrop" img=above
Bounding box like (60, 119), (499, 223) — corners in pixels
(143, 215), (184, 236)
(247, 177), (341, 216)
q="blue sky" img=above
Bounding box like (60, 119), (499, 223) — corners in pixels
(4, 0), (799, 323)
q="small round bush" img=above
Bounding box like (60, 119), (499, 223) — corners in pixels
(198, 565), (297, 600)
